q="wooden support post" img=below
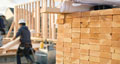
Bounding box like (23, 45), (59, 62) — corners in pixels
(18, 5), (20, 28)
(42, 0), (43, 8)
(16, 6), (19, 31)
(19, 5), (21, 19)
(49, 0), (52, 39)
(17, 6), (19, 23)
(29, 3), (32, 30)
(20, 5), (21, 19)
(26, 4), (28, 27)
(14, 6), (17, 36)
(31, 2), (35, 37)
(51, 0), (56, 39)
(51, 14), (56, 39)
(49, 15), (52, 39)
(35, 1), (38, 37)
(24, 4), (26, 20)
(41, 1), (43, 38)
(20, 4), (23, 19)
(36, 1), (40, 37)
(42, 0), (48, 39)
(6, 22), (14, 38)
(32, 2), (34, 30)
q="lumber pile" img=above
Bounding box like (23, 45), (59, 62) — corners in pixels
(56, 8), (120, 64)
(0, 38), (40, 54)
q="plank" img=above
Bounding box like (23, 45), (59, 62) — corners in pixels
(37, 1), (41, 37)
(42, 0), (48, 39)
(6, 22), (15, 38)
(0, 38), (19, 54)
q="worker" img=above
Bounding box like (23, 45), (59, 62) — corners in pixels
(1, 15), (8, 31)
(12, 19), (34, 64)
(0, 14), (5, 47)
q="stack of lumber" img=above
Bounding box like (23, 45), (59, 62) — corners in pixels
(0, 37), (57, 55)
(56, 8), (120, 64)
(0, 38), (40, 54)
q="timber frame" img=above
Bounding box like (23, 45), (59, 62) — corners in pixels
(1, 0), (65, 54)
(6, 0), (64, 40)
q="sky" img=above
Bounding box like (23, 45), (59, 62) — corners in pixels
(0, 0), (36, 14)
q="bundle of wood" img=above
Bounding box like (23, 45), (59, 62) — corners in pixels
(57, 8), (120, 64)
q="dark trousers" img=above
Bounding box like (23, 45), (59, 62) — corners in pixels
(16, 44), (33, 64)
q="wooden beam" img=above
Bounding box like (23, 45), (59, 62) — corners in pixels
(51, 14), (56, 39)
(40, 7), (61, 13)
(31, 37), (57, 43)
(51, 0), (56, 39)
(14, 6), (17, 36)
(21, 5), (23, 19)
(49, 15), (52, 39)
(40, 1), (43, 38)
(6, 22), (15, 38)
(29, 3), (32, 30)
(32, 2), (34, 30)
(26, 4), (28, 27)
(40, 7), (72, 13)
(0, 53), (16, 56)
(35, 1), (37, 36)
(18, 5), (21, 28)
(16, 6), (19, 32)
(17, 6), (19, 22)
(49, 0), (52, 39)
(0, 38), (19, 54)
(37, 1), (41, 37)
(26, 3), (30, 28)
(23, 4), (26, 20)
(31, 2), (35, 37)
(42, 0), (48, 39)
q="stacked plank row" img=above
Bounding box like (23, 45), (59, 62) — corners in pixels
(56, 8), (120, 64)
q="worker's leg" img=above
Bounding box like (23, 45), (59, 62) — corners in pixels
(16, 54), (21, 64)
(0, 32), (3, 47)
(24, 47), (34, 63)
(16, 48), (22, 64)
(24, 54), (34, 63)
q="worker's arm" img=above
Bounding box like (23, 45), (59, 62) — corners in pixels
(12, 28), (22, 40)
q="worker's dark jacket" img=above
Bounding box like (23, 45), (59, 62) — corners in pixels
(0, 17), (5, 35)
(0, 17), (5, 29)
(16, 26), (31, 44)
